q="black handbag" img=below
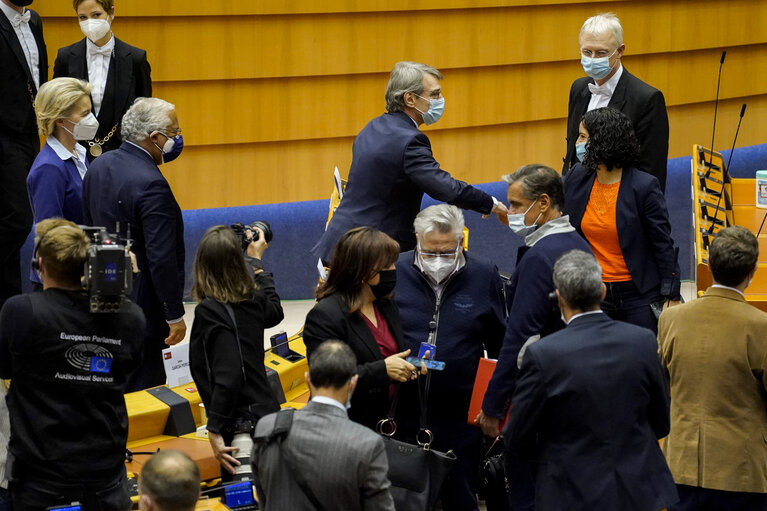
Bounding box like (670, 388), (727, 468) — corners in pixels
(376, 376), (457, 511)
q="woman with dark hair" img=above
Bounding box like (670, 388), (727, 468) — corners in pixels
(303, 226), (419, 429)
(189, 225), (283, 477)
(563, 107), (680, 333)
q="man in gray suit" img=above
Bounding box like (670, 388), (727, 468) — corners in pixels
(252, 340), (395, 511)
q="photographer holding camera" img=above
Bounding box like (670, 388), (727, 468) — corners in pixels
(189, 224), (283, 480)
(0, 219), (145, 510)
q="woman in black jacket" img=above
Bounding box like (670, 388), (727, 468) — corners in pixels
(189, 225), (283, 477)
(303, 226), (420, 430)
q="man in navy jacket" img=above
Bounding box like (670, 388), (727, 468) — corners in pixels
(476, 164), (591, 511)
(83, 97), (185, 391)
(505, 249), (677, 511)
(394, 204), (506, 511)
(312, 61), (507, 262)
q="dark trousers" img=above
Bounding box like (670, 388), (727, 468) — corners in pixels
(0, 132), (37, 310)
(502, 447), (535, 511)
(602, 280), (661, 334)
(0, 487), (12, 511)
(126, 272), (170, 392)
(11, 473), (131, 511)
(670, 484), (767, 511)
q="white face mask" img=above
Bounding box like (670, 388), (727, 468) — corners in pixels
(79, 18), (111, 43)
(417, 241), (459, 283)
(507, 200), (541, 237)
(63, 112), (99, 141)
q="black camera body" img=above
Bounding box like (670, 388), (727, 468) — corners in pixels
(81, 226), (133, 313)
(230, 221), (273, 251)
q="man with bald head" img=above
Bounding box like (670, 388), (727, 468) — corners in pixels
(139, 450), (200, 511)
(562, 12), (669, 191)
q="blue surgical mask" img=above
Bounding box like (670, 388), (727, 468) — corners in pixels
(507, 200), (541, 237)
(575, 141), (587, 163)
(415, 95), (445, 125)
(580, 48), (618, 80)
(163, 134), (184, 163)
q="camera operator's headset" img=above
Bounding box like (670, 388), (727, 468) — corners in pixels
(30, 224), (83, 274)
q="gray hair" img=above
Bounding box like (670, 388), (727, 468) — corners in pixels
(413, 204), (464, 239)
(553, 250), (603, 310)
(120, 97), (175, 143)
(501, 164), (564, 211)
(579, 12), (623, 46)
(385, 61), (443, 113)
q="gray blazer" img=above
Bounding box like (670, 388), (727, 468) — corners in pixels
(253, 400), (395, 511)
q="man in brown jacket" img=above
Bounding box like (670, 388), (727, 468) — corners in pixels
(658, 225), (767, 511)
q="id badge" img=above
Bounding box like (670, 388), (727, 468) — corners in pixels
(418, 342), (436, 360)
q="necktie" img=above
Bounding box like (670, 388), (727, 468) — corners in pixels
(12, 10), (31, 28)
(588, 83), (610, 96)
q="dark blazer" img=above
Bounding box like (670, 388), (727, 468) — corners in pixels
(563, 68), (669, 191)
(82, 142), (185, 335)
(189, 271), (284, 435)
(563, 164), (680, 298)
(505, 313), (678, 511)
(311, 111), (494, 261)
(54, 37), (152, 158)
(303, 293), (406, 430)
(0, 7), (47, 138)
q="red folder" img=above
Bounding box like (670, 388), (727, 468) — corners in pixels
(467, 357), (510, 428)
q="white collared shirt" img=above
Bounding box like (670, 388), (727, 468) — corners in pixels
(567, 310), (604, 323)
(0, 3), (40, 89)
(587, 64), (623, 112)
(86, 35), (115, 116)
(310, 395), (348, 413)
(46, 136), (88, 180)
(711, 284), (746, 298)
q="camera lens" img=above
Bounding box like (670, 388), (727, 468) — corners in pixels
(250, 221), (273, 244)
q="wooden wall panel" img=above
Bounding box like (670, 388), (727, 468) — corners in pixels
(34, 0), (767, 209)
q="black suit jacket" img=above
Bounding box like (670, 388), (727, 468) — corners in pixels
(303, 293), (406, 430)
(82, 142), (185, 336)
(505, 313), (677, 511)
(0, 7), (47, 138)
(563, 164), (680, 298)
(54, 37), (151, 157)
(311, 111), (494, 261)
(563, 68), (669, 191)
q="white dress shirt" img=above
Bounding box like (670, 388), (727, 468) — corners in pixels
(310, 395), (348, 412)
(587, 64), (623, 112)
(47, 135), (88, 180)
(0, 2), (40, 89)
(86, 35), (115, 116)
(710, 284), (746, 298)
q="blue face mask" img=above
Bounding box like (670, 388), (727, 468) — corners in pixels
(575, 141), (587, 162)
(415, 95), (445, 125)
(507, 200), (541, 238)
(162, 134), (184, 163)
(580, 48), (618, 80)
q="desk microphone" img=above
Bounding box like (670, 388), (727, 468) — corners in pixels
(704, 50), (727, 179)
(708, 103), (747, 236)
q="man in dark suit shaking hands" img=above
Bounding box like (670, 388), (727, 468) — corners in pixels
(312, 61), (507, 263)
(0, 0), (47, 309)
(505, 250), (678, 511)
(83, 97), (186, 391)
(563, 13), (669, 191)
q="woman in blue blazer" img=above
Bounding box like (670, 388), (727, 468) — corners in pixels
(563, 107), (680, 333)
(27, 78), (97, 287)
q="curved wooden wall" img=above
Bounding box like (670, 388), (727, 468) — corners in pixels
(37, 0), (767, 209)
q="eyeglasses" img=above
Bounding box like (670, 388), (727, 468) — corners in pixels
(418, 242), (460, 259)
(580, 47), (618, 59)
(160, 128), (182, 137)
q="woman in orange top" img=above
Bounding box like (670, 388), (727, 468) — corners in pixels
(563, 107), (680, 333)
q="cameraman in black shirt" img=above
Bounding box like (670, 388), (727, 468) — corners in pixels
(0, 219), (145, 511)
